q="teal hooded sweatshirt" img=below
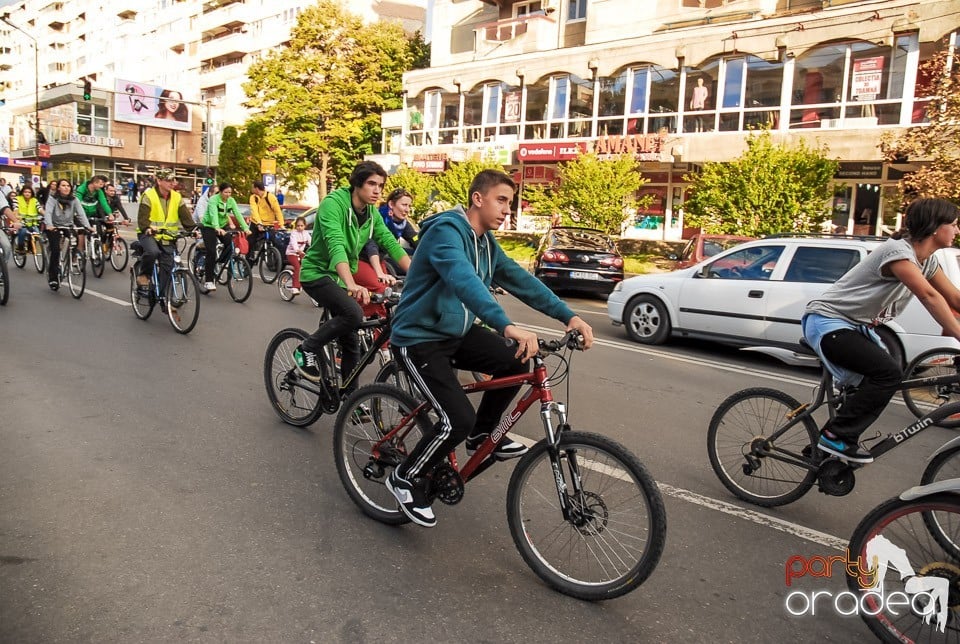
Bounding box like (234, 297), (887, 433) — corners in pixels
(390, 206), (576, 347)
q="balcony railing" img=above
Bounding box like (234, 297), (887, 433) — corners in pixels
(473, 12), (556, 54)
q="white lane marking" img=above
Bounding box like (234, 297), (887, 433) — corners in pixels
(513, 433), (847, 550)
(85, 289), (132, 307)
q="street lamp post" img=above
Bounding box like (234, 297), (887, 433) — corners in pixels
(0, 14), (39, 163)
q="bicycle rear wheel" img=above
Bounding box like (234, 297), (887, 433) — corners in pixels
(903, 348), (960, 428)
(707, 387), (819, 507)
(277, 268), (295, 301)
(847, 493), (960, 642)
(33, 236), (46, 273)
(129, 264), (154, 320)
(0, 251), (8, 305)
(90, 238), (105, 278)
(263, 327), (323, 427)
(506, 431), (666, 600)
(166, 270), (199, 334)
(67, 248), (85, 299)
(259, 245), (282, 284)
(227, 256), (252, 303)
(109, 236), (128, 272)
(333, 384), (431, 525)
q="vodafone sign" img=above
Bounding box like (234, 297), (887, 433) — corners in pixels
(517, 142), (586, 162)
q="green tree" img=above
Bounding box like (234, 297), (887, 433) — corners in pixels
(243, 1), (414, 199)
(215, 122), (266, 201)
(431, 157), (507, 212)
(880, 50), (960, 204)
(683, 130), (838, 236)
(385, 165), (435, 222)
(523, 153), (646, 236)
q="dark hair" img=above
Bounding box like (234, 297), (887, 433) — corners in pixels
(293, 216), (306, 226)
(349, 161), (387, 190)
(893, 198), (960, 241)
(155, 89), (189, 122)
(218, 182), (232, 192)
(19, 186), (32, 197)
(57, 178), (73, 190)
(387, 187), (412, 203)
(91, 174), (108, 183)
(468, 169), (516, 206)
(252, 180), (265, 191)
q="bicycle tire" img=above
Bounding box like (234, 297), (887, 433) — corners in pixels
(846, 493), (960, 642)
(109, 236), (128, 272)
(67, 248), (85, 299)
(13, 245), (25, 269)
(707, 387), (819, 507)
(263, 327), (323, 427)
(277, 268), (295, 302)
(90, 239), (105, 278)
(0, 250), (8, 305)
(506, 431), (667, 600)
(333, 383), (431, 525)
(33, 236), (45, 273)
(259, 245), (282, 284)
(903, 348), (960, 429)
(166, 270), (200, 334)
(919, 446), (960, 555)
(227, 256), (252, 303)
(129, 264), (154, 320)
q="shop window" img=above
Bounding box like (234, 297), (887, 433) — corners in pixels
(684, 60), (718, 133)
(648, 66), (679, 134)
(597, 70), (627, 135)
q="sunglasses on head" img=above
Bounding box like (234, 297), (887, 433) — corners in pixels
(388, 188), (411, 201)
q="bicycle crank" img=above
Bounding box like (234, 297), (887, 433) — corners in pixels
(817, 459), (856, 496)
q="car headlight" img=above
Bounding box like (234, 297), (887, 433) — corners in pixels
(613, 282), (622, 293)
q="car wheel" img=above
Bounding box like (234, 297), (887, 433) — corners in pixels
(623, 295), (670, 344)
(875, 326), (905, 371)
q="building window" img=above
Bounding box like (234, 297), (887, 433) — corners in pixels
(171, 130), (177, 150)
(514, 1), (543, 18)
(597, 69), (627, 135)
(139, 125), (145, 147)
(76, 103), (109, 137)
(568, 0), (586, 21)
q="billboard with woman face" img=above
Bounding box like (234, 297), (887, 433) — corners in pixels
(114, 79), (193, 131)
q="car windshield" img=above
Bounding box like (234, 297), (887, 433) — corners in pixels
(552, 229), (614, 251)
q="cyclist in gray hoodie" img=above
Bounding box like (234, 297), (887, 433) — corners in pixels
(44, 178), (91, 290)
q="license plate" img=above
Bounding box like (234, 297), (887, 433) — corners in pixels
(570, 271), (599, 280)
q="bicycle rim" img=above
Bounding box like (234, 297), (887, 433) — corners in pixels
(13, 246), (25, 268)
(91, 242), (104, 278)
(33, 238), (45, 273)
(506, 431), (666, 600)
(847, 494), (960, 643)
(278, 270), (294, 301)
(259, 246), (281, 284)
(263, 328), (323, 426)
(227, 257), (252, 303)
(110, 237), (128, 271)
(166, 271), (199, 334)
(67, 249), (85, 298)
(129, 266), (154, 320)
(707, 387), (818, 507)
(903, 349), (960, 429)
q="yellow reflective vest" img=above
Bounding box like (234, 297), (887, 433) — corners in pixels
(139, 188), (182, 242)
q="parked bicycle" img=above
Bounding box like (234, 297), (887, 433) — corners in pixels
(12, 225), (45, 273)
(129, 231), (200, 334)
(846, 478), (960, 642)
(333, 330), (666, 600)
(189, 231), (253, 303)
(53, 226), (86, 299)
(707, 343), (960, 507)
(263, 288), (403, 427)
(247, 225), (283, 284)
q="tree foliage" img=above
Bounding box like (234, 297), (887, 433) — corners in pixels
(385, 165), (435, 222)
(880, 50), (960, 205)
(242, 1), (415, 199)
(683, 130), (838, 237)
(432, 157), (508, 210)
(522, 153), (646, 236)
(215, 122), (265, 201)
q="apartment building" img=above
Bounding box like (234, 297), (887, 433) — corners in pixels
(392, 0), (959, 239)
(0, 0), (425, 192)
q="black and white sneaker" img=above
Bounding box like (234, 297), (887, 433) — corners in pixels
(465, 433), (529, 459)
(293, 344), (322, 382)
(386, 470), (436, 528)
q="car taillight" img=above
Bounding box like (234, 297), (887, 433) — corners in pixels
(600, 257), (623, 268)
(543, 250), (569, 263)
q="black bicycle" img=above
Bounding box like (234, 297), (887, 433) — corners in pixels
(248, 225), (283, 284)
(130, 231), (201, 334)
(189, 231), (253, 303)
(53, 226), (86, 299)
(707, 343), (960, 506)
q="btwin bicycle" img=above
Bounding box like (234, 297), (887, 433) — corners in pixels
(333, 331), (667, 601)
(190, 231), (253, 303)
(12, 225), (45, 273)
(129, 231), (201, 334)
(707, 344), (960, 507)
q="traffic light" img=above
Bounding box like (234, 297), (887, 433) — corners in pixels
(82, 79), (91, 101)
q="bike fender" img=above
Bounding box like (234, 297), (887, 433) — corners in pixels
(899, 477), (960, 501)
(925, 435), (960, 465)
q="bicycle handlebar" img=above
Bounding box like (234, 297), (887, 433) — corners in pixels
(539, 330), (585, 353)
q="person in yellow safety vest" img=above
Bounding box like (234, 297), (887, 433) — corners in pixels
(247, 179), (284, 265)
(13, 185), (41, 253)
(135, 167), (196, 296)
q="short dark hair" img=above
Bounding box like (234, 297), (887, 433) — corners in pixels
(387, 187), (412, 203)
(349, 161), (387, 190)
(468, 169), (515, 207)
(91, 174), (108, 183)
(897, 198), (960, 241)
(252, 180), (265, 191)
(218, 182), (232, 192)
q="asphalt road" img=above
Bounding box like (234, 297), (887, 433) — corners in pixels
(1, 262), (950, 643)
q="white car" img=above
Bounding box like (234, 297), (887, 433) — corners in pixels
(606, 235), (960, 368)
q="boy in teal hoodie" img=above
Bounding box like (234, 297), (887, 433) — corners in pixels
(386, 169), (594, 528)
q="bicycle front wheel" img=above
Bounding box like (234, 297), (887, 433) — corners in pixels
(277, 268), (295, 301)
(333, 384), (431, 525)
(33, 237), (46, 273)
(707, 387), (819, 507)
(165, 270), (200, 334)
(110, 236), (128, 272)
(259, 246), (282, 284)
(263, 327), (323, 427)
(903, 348), (960, 428)
(373, 360), (417, 399)
(227, 256), (252, 303)
(67, 248), (85, 299)
(90, 239), (104, 278)
(506, 431), (666, 601)
(847, 493), (960, 643)
(129, 265), (154, 320)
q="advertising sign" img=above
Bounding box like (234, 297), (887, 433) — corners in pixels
(114, 79), (193, 132)
(517, 142), (586, 162)
(851, 57), (884, 101)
